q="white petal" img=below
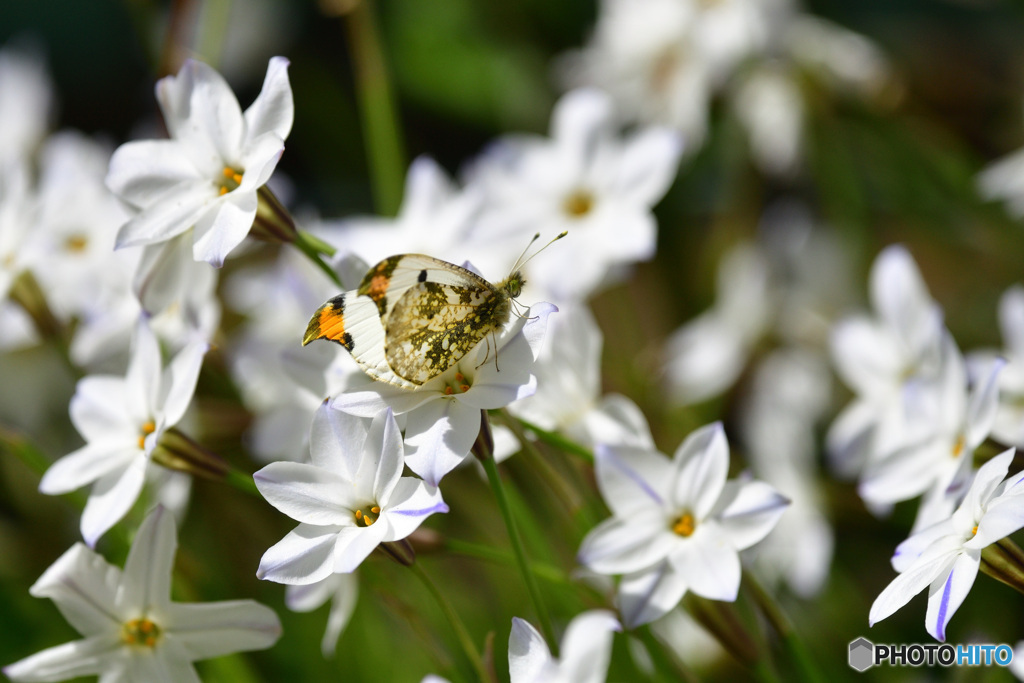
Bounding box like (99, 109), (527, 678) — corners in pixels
(380, 478), (448, 540)
(612, 127), (683, 205)
(309, 402), (370, 476)
(179, 59), (245, 163)
(552, 88), (613, 176)
(830, 316), (902, 397)
(332, 523), (387, 574)
(257, 524), (339, 585)
(160, 340), (208, 427)
(858, 438), (946, 506)
(870, 245), (940, 358)
(617, 562), (690, 629)
(320, 574), (358, 657)
(668, 532), (742, 601)
(243, 57), (293, 143)
(869, 550), (958, 626)
(29, 544), (121, 635)
(925, 552), (979, 641)
(163, 600), (281, 659)
(369, 409), (405, 505)
(1000, 285), (1024, 355)
(69, 376), (132, 444)
(825, 398), (877, 479)
(593, 444), (671, 517)
(133, 236), (194, 315)
(114, 182), (214, 249)
(148, 641), (201, 683)
(105, 140), (204, 209)
(80, 457), (148, 548)
(404, 399), (479, 487)
(3, 635), (121, 683)
(713, 480), (790, 550)
(254, 462), (359, 525)
(557, 610), (620, 683)
(191, 192), (257, 267)
(964, 357), (1004, 449)
(671, 422), (729, 518)
(116, 506), (177, 615)
(126, 318), (163, 419)
(39, 442), (137, 495)
(508, 617), (552, 683)
(577, 513), (675, 575)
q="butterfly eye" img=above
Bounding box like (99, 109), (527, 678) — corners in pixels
(506, 275), (524, 299)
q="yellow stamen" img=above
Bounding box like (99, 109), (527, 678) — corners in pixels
(444, 386), (454, 395)
(121, 617), (162, 648)
(672, 512), (696, 537)
(972, 525), (979, 537)
(371, 506), (380, 514)
(219, 186), (228, 195)
(137, 420), (156, 450)
(563, 189), (594, 218)
(460, 384), (470, 393)
(354, 505), (380, 527)
(64, 235), (88, 253)
(232, 172), (243, 184)
(355, 509), (363, 521)
(952, 435), (965, 458)
(455, 372), (465, 383)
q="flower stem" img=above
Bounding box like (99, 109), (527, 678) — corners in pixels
(743, 572), (825, 683)
(476, 414), (558, 655)
(340, 0), (406, 216)
(410, 561), (492, 683)
(294, 230), (344, 289)
(223, 467), (262, 497)
(512, 415), (594, 463)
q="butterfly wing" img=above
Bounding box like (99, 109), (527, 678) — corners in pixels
(384, 280), (511, 384)
(303, 291), (420, 389)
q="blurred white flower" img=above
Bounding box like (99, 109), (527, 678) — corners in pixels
(785, 14), (889, 97)
(509, 611), (620, 683)
(739, 347), (834, 597)
(860, 333), (1003, 532)
(733, 62), (803, 177)
(827, 245), (945, 478)
(285, 573), (358, 658)
(39, 318), (208, 546)
(465, 88), (682, 302)
(0, 44), (54, 164)
(578, 422), (789, 627)
(3, 506), (281, 683)
(256, 405), (447, 584)
(0, 159), (38, 350)
(326, 156), (479, 268)
(968, 285), (1024, 447)
(869, 448), (1024, 641)
(331, 304), (554, 486)
(510, 304), (653, 449)
(106, 56), (293, 317)
(663, 243), (773, 405)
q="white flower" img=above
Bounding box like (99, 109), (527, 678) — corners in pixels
(285, 573), (358, 658)
(331, 303), (555, 486)
(509, 611), (620, 683)
(578, 422), (789, 627)
(38, 318), (207, 546)
(325, 156), (480, 268)
(967, 285), (1024, 447)
(106, 56), (293, 268)
(859, 333), (1003, 532)
(827, 244), (945, 478)
(255, 404), (447, 584)
(663, 243), (773, 405)
(465, 88), (682, 302)
(0, 44), (53, 164)
(3, 506), (281, 683)
(510, 304), (653, 449)
(0, 158), (38, 349)
(732, 62), (803, 177)
(869, 448), (1024, 641)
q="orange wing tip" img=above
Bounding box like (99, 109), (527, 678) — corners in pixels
(303, 294), (353, 349)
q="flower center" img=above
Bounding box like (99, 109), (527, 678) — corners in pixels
(672, 512), (696, 537)
(563, 189), (595, 218)
(64, 234), (89, 253)
(971, 524), (979, 537)
(138, 420), (156, 450)
(121, 617), (162, 648)
(443, 371), (472, 396)
(354, 504), (381, 527)
(217, 166), (244, 196)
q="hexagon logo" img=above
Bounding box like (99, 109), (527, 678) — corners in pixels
(849, 637), (874, 672)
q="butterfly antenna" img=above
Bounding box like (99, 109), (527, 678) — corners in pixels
(509, 231), (568, 274)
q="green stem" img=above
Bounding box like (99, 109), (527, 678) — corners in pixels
(224, 467), (261, 497)
(294, 230), (344, 289)
(410, 562), (491, 683)
(444, 538), (568, 586)
(512, 416), (593, 463)
(344, 0), (406, 217)
(743, 573), (824, 683)
(297, 229), (338, 258)
(479, 446), (558, 654)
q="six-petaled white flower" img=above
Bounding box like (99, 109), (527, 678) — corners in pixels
(255, 403), (447, 584)
(3, 506), (281, 683)
(870, 448), (1024, 641)
(578, 422), (789, 627)
(508, 611), (620, 683)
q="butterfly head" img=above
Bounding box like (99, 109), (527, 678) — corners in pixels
(501, 270), (526, 301)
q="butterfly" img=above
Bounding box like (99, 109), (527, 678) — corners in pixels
(303, 232), (566, 390)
